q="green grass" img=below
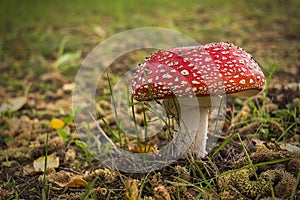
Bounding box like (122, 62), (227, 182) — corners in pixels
(1, 0), (299, 85)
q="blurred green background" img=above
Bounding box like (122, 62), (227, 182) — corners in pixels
(0, 0), (299, 79)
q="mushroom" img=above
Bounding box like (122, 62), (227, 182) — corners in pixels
(131, 42), (265, 158)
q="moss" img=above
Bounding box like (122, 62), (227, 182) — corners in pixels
(51, 192), (83, 200)
(1, 160), (18, 168)
(0, 146), (31, 163)
(218, 169), (267, 199)
(233, 144), (300, 169)
(260, 169), (296, 199)
(84, 168), (117, 183)
(224, 144), (300, 198)
(287, 158), (300, 175)
(218, 168), (297, 199)
(174, 165), (190, 181)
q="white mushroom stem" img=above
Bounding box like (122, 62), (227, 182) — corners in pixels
(163, 96), (220, 158)
(193, 106), (209, 157)
(180, 104), (209, 158)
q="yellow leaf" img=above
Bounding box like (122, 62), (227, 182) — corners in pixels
(50, 118), (65, 129)
(65, 176), (88, 188)
(33, 153), (59, 172)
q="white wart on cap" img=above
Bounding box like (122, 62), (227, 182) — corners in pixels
(131, 42), (265, 100)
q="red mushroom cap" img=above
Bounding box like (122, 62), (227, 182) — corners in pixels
(131, 42), (265, 101)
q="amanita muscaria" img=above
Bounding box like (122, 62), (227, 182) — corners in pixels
(131, 42), (265, 158)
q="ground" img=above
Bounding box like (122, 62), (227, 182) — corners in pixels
(0, 0), (299, 199)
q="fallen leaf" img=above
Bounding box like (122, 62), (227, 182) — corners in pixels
(41, 170), (88, 188)
(50, 118), (65, 129)
(65, 176), (88, 188)
(93, 25), (106, 37)
(279, 143), (300, 152)
(33, 153), (59, 172)
(62, 82), (75, 92)
(0, 96), (27, 113)
(23, 164), (39, 176)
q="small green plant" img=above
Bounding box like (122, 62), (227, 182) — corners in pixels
(70, 137), (94, 166)
(53, 37), (81, 77)
(57, 128), (70, 141)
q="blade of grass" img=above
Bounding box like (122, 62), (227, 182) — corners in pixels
(130, 96), (143, 150)
(142, 104), (148, 152)
(107, 73), (122, 146)
(101, 118), (119, 140)
(275, 121), (296, 143)
(137, 171), (152, 200)
(237, 133), (258, 180)
(217, 156), (297, 178)
(80, 177), (98, 200)
(210, 133), (238, 158)
(290, 168), (300, 200)
(192, 159), (214, 192)
(42, 132), (50, 200)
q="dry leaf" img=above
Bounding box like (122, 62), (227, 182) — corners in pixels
(33, 153), (59, 172)
(50, 118), (65, 129)
(279, 143), (300, 152)
(0, 96), (27, 113)
(43, 170), (88, 188)
(23, 164), (39, 176)
(62, 82), (75, 92)
(65, 176), (88, 188)
(93, 25), (106, 37)
(125, 178), (139, 200)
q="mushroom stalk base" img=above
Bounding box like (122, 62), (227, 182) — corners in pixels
(163, 97), (213, 158)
